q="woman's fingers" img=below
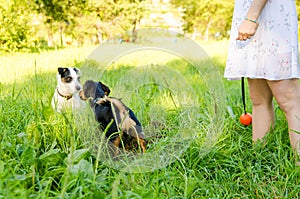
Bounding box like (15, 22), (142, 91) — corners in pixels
(236, 20), (258, 41)
(237, 33), (251, 41)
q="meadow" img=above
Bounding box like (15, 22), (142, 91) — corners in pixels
(0, 40), (300, 199)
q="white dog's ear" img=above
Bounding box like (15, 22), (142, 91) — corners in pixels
(73, 68), (81, 75)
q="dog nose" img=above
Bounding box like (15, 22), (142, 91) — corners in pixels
(76, 85), (82, 91)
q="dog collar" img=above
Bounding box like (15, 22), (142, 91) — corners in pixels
(56, 89), (73, 100)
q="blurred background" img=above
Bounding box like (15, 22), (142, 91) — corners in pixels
(1, 0), (299, 53)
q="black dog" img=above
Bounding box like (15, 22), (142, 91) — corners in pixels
(79, 80), (146, 154)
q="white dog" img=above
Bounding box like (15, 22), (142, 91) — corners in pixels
(52, 67), (85, 112)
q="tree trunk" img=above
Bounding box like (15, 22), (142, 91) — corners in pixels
(131, 20), (138, 43)
(204, 20), (212, 41)
(59, 25), (63, 47)
(47, 22), (54, 47)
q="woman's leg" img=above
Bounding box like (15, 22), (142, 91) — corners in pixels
(247, 78), (275, 141)
(267, 79), (300, 154)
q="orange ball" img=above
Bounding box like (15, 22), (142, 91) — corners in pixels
(240, 113), (252, 126)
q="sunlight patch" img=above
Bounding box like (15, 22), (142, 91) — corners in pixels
(81, 28), (226, 173)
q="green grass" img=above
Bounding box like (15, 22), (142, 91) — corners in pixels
(1, 43), (300, 199)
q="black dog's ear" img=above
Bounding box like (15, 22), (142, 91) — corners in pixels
(99, 82), (111, 96)
(58, 67), (67, 75)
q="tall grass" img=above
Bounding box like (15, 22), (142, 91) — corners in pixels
(0, 43), (300, 199)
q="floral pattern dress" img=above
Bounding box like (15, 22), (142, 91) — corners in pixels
(224, 0), (300, 80)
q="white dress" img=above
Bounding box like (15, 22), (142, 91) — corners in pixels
(224, 0), (300, 80)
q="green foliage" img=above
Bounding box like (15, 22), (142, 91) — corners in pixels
(0, 0), (36, 52)
(172, 1), (300, 39)
(87, 0), (149, 41)
(0, 0), (149, 52)
(32, 0), (90, 47)
(172, 0), (233, 39)
(33, 0), (88, 23)
(1, 0), (299, 52)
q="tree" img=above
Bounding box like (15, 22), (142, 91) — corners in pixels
(118, 0), (149, 42)
(171, 0), (234, 39)
(32, 0), (89, 47)
(0, 0), (36, 52)
(88, 0), (149, 43)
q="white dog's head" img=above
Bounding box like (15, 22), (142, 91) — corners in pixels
(57, 67), (82, 95)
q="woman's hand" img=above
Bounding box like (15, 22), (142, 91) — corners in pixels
(236, 19), (259, 41)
